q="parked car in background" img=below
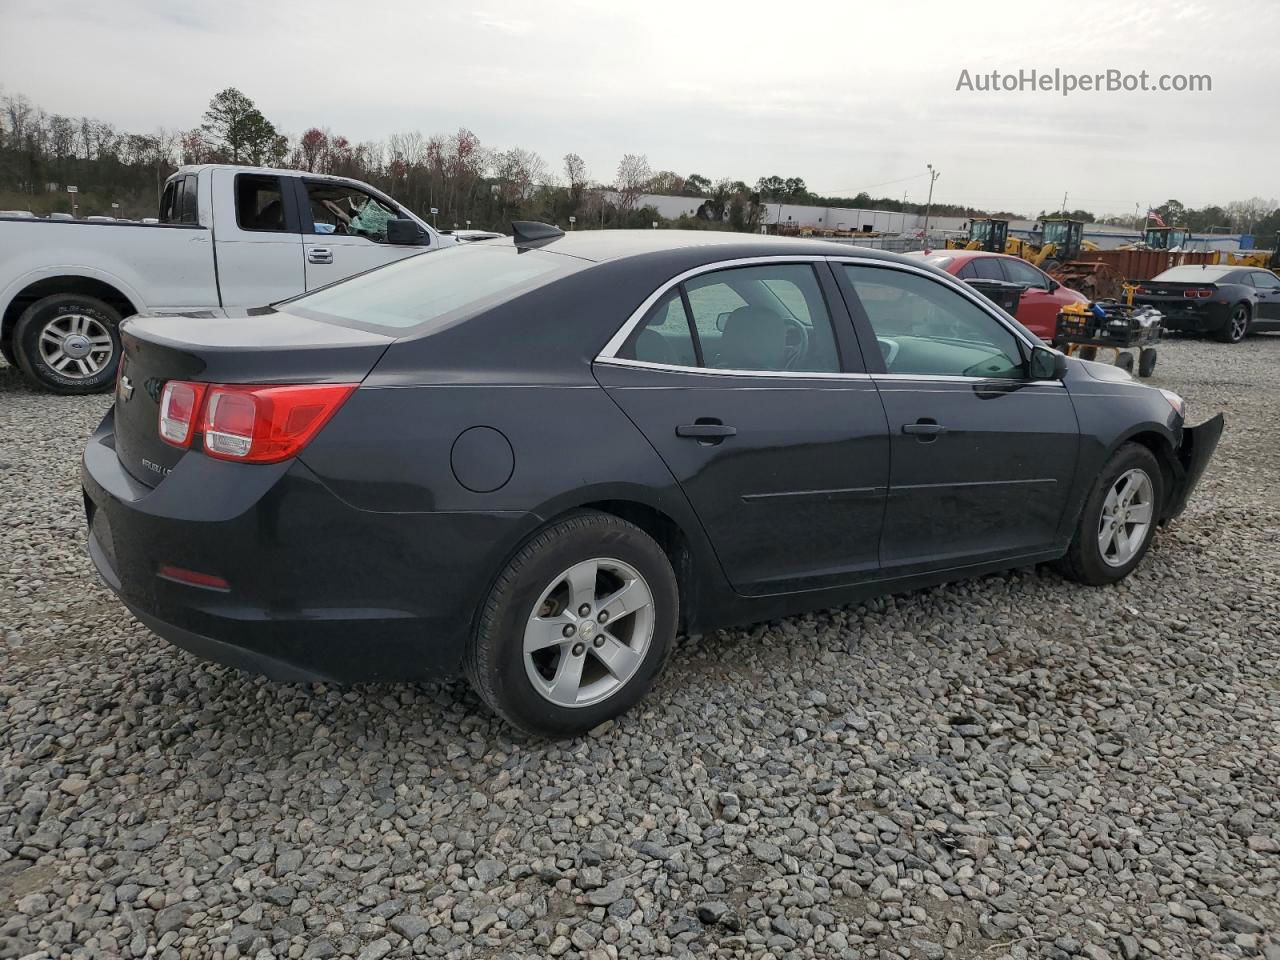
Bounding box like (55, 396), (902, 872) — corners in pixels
(83, 228), (1222, 737)
(1133, 265), (1280, 343)
(906, 250), (1088, 340)
(0, 164), (455, 393)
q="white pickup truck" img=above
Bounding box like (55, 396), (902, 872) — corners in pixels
(0, 164), (455, 393)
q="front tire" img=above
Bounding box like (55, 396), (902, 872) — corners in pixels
(1216, 303), (1250, 343)
(13, 294), (122, 394)
(465, 512), (679, 737)
(1057, 444), (1163, 585)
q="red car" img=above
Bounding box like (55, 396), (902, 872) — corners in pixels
(905, 250), (1088, 340)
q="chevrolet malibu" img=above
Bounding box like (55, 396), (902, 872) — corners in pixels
(83, 226), (1223, 737)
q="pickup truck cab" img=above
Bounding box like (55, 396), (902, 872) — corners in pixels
(0, 164), (454, 393)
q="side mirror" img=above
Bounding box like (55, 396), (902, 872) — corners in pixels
(1047, 279), (1060, 293)
(1029, 345), (1067, 380)
(387, 218), (429, 246)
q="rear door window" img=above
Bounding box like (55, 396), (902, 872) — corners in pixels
(618, 263), (841, 374)
(158, 180), (179, 223)
(235, 175), (289, 232)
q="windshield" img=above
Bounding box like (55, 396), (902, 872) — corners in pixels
(280, 245), (578, 333)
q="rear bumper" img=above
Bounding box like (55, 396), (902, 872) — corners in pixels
(1136, 300), (1228, 333)
(1165, 413), (1224, 518)
(82, 411), (538, 683)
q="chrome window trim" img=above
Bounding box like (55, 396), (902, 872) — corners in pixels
(594, 252), (1065, 387)
(594, 355), (873, 381)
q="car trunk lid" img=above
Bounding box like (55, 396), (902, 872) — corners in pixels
(113, 309), (393, 487)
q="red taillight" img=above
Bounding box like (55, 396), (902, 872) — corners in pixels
(159, 380), (207, 448)
(200, 383), (356, 463)
(1183, 288), (1213, 298)
(1136, 286), (1152, 295)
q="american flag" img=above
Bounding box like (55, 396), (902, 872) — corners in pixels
(1146, 210), (1166, 227)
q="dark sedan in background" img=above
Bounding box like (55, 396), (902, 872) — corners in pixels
(1134, 264), (1280, 343)
(83, 228), (1222, 737)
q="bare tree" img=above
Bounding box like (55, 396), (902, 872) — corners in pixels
(615, 153), (651, 211)
(493, 147), (548, 203)
(563, 152), (588, 195)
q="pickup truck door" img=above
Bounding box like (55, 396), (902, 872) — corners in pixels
(209, 170), (306, 308)
(294, 179), (431, 290)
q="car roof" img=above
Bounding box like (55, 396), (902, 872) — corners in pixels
(906, 249), (1024, 264)
(508, 229), (916, 266)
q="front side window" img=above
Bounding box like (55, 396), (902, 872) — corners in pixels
(235, 175), (287, 232)
(619, 263), (840, 373)
(304, 181), (400, 243)
(844, 264), (1026, 380)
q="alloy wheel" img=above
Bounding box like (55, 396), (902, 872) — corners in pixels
(523, 557), (655, 708)
(1229, 306), (1249, 342)
(37, 313), (114, 379)
(1097, 468), (1154, 567)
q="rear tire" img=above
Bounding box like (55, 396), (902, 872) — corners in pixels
(1077, 346), (1099, 362)
(465, 511), (679, 738)
(13, 294), (122, 394)
(1116, 351), (1135, 374)
(1057, 443), (1163, 586)
(0, 337), (16, 368)
(1138, 347), (1158, 378)
(1215, 303), (1250, 343)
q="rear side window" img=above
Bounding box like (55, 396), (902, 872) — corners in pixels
(618, 263), (841, 374)
(283, 245), (572, 331)
(178, 176), (199, 225)
(159, 180), (179, 223)
(967, 257), (1006, 281)
(235, 175), (288, 232)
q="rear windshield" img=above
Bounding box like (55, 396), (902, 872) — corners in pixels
(1151, 265), (1234, 282)
(281, 245), (577, 332)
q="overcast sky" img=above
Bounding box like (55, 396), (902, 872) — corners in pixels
(2, 0), (1275, 216)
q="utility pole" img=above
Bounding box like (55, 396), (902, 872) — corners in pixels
(922, 164), (940, 245)
(1060, 191), (1068, 216)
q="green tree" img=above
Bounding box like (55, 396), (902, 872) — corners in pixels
(202, 88), (283, 165)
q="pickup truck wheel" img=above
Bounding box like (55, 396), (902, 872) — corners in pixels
(1056, 443), (1163, 586)
(14, 294), (122, 394)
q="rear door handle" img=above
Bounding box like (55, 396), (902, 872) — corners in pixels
(902, 420), (947, 438)
(676, 421), (737, 442)
(308, 247), (333, 264)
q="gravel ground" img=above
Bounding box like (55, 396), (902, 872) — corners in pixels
(1, 336), (1278, 960)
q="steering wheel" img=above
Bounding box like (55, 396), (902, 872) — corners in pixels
(878, 336), (900, 369)
(781, 316), (809, 369)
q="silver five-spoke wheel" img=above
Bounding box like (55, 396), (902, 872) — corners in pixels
(523, 557), (655, 708)
(38, 313), (114, 380)
(1228, 306), (1249, 343)
(1097, 468), (1154, 567)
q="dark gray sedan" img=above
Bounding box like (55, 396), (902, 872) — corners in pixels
(83, 227), (1223, 736)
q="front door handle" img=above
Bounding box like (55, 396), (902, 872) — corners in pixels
(902, 419), (947, 440)
(676, 420), (737, 443)
(308, 247), (334, 264)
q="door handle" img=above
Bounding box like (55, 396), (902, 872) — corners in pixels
(307, 247), (333, 264)
(902, 419), (947, 439)
(676, 420), (737, 443)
